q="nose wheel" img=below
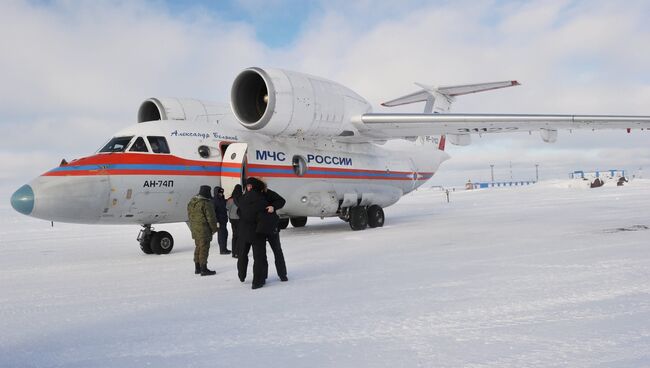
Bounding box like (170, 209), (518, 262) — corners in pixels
(137, 225), (174, 255)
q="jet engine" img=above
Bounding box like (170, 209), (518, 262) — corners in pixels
(137, 97), (230, 123)
(230, 67), (372, 137)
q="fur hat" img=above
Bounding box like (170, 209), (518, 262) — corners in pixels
(198, 185), (212, 199)
(245, 177), (265, 192)
(231, 184), (243, 197)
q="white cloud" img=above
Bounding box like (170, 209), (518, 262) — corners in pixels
(0, 0), (266, 119)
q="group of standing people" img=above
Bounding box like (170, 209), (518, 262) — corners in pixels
(186, 178), (288, 290)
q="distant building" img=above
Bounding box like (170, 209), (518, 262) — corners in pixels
(467, 180), (536, 190)
(570, 170), (626, 180)
(571, 169), (628, 188)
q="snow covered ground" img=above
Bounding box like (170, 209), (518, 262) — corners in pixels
(1, 180), (649, 368)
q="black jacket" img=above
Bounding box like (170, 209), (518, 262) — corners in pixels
(212, 195), (228, 223)
(255, 189), (286, 235)
(264, 189), (286, 211)
(236, 190), (268, 243)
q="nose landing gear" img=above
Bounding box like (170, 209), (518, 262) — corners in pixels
(137, 224), (174, 255)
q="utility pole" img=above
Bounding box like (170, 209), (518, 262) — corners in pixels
(535, 164), (539, 182)
(490, 164), (494, 183)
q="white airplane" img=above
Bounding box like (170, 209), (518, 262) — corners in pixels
(10, 67), (650, 254)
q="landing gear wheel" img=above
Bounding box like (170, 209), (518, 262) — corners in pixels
(140, 241), (154, 254)
(138, 225), (154, 255)
(150, 231), (174, 254)
(290, 216), (308, 228)
(278, 218), (290, 230)
(367, 205), (385, 228)
(349, 206), (368, 231)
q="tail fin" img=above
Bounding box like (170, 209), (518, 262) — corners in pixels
(384, 80), (519, 150)
(417, 135), (447, 151)
(438, 135), (446, 151)
(381, 80), (520, 113)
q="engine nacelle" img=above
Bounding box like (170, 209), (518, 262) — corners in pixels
(231, 67), (372, 137)
(137, 97), (231, 123)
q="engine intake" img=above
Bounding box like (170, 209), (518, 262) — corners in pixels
(137, 97), (230, 123)
(231, 67), (372, 137)
(231, 69), (272, 127)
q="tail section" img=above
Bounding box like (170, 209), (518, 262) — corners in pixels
(438, 135), (446, 151)
(381, 80), (520, 113)
(383, 79), (520, 148)
(416, 135), (446, 151)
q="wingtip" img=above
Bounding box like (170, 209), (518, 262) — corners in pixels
(512, 80), (521, 86)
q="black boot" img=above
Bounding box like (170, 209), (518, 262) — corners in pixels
(200, 265), (216, 276)
(194, 262), (201, 275)
(220, 249), (232, 255)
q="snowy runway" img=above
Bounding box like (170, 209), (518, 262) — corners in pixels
(1, 181), (649, 367)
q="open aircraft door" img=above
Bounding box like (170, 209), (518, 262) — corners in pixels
(221, 143), (248, 196)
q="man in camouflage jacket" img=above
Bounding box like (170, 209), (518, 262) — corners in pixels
(188, 185), (219, 276)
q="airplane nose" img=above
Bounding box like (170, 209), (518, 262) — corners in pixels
(10, 184), (34, 215)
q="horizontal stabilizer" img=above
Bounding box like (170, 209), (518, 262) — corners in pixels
(381, 80), (520, 107)
(439, 80), (520, 96)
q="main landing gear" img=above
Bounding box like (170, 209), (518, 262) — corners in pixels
(343, 205), (385, 231)
(290, 216), (308, 228)
(137, 224), (174, 255)
(278, 217), (308, 230)
(278, 218), (290, 229)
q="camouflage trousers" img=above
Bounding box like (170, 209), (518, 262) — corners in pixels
(193, 238), (211, 266)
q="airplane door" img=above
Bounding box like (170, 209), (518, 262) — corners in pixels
(221, 143), (248, 196)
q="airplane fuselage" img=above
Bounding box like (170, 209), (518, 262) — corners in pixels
(16, 119), (447, 225)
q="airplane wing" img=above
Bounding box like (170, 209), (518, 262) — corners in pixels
(352, 113), (650, 143)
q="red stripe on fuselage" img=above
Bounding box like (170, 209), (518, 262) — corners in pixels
(41, 153), (434, 181)
(64, 153), (222, 167)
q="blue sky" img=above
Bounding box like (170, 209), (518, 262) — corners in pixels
(164, 0), (321, 47)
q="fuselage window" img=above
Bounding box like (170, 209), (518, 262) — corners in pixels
(198, 145), (210, 158)
(292, 155), (308, 176)
(147, 136), (170, 154)
(129, 137), (149, 152)
(99, 136), (134, 153)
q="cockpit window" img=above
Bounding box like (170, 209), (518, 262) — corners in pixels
(129, 137), (149, 152)
(147, 136), (171, 154)
(99, 136), (134, 153)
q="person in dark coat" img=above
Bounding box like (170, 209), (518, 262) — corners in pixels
(212, 186), (231, 255)
(236, 177), (269, 289)
(262, 183), (288, 282)
(226, 184), (242, 258)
